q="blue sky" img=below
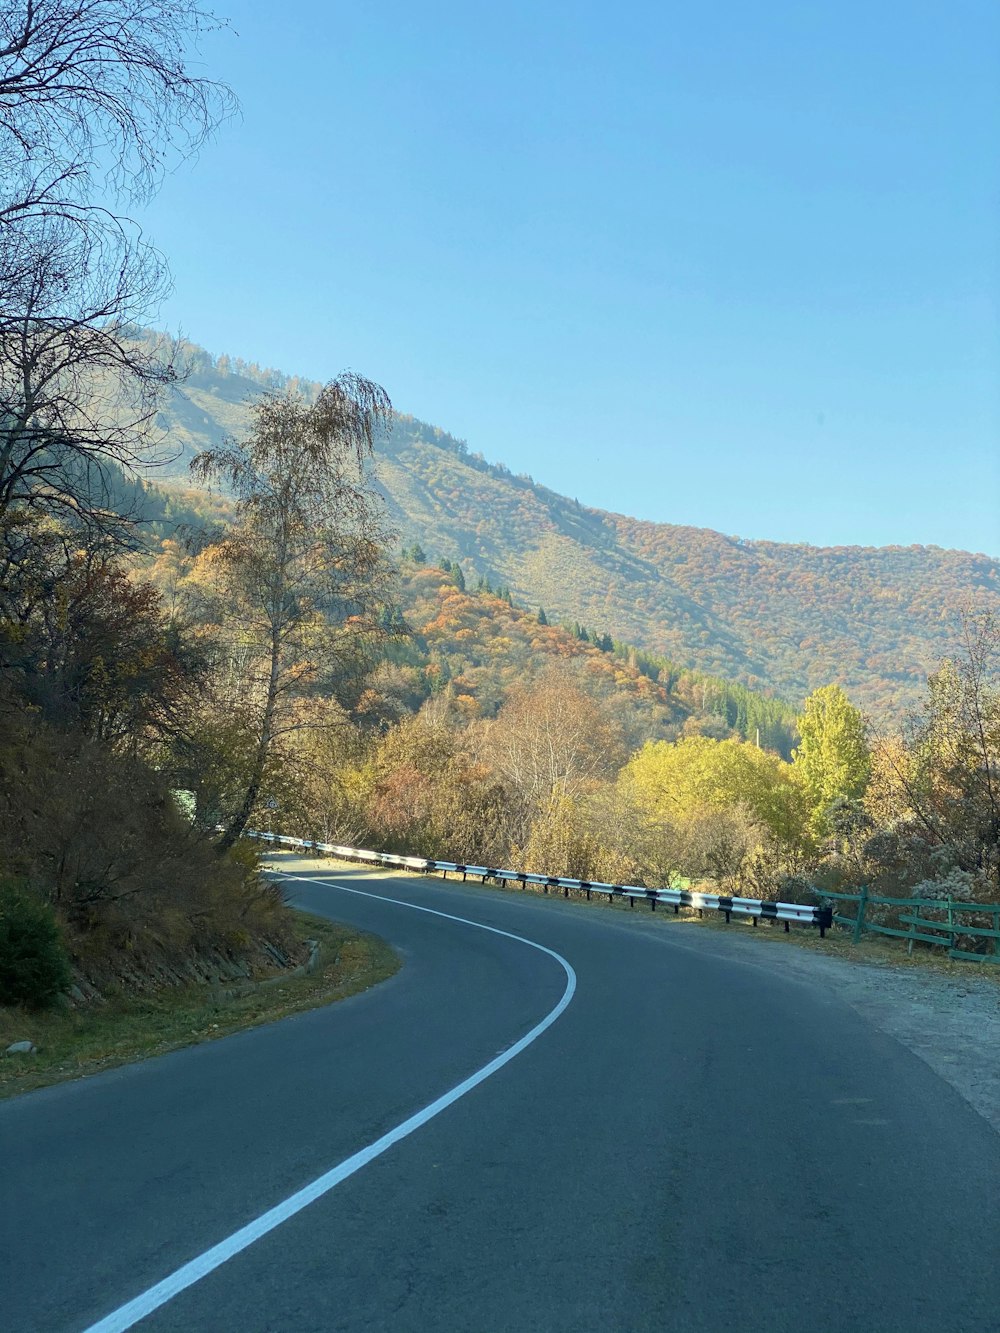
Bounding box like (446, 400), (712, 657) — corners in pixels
(139, 1), (999, 555)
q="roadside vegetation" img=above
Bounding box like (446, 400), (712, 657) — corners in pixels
(242, 604), (998, 922)
(0, 913), (399, 1099)
(0, 0), (397, 1048)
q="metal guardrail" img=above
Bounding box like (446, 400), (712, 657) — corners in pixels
(246, 831), (834, 937)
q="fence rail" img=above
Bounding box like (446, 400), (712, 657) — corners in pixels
(816, 887), (1000, 963)
(246, 831), (834, 937)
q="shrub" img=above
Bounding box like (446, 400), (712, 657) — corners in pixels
(774, 873), (817, 904)
(0, 881), (72, 1009)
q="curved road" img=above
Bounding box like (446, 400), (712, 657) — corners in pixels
(3, 854), (999, 1332)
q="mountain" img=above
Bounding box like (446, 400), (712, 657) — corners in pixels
(145, 338), (1000, 716)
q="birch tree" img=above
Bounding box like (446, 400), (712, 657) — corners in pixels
(191, 377), (394, 851)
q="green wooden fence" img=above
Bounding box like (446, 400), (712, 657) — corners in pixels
(816, 887), (1000, 963)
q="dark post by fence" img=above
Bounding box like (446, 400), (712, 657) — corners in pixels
(852, 884), (869, 944)
(817, 904), (833, 939)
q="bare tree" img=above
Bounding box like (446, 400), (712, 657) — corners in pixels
(868, 608), (1000, 896)
(0, 0), (235, 215)
(480, 670), (624, 848)
(0, 217), (175, 534)
(0, 0), (235, 535)
(191, 377), (395, 851)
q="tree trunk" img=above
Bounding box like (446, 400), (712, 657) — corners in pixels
(215, 593), (284, 855)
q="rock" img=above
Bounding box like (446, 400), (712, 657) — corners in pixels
(5, 1040), (36, 1056)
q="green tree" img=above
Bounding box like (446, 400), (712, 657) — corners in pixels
(0, 880), (71, 1008)
(792, 685), (870, 827)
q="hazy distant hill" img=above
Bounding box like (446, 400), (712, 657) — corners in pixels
(147, 338), (1000, 716)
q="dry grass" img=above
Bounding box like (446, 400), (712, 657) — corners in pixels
(0, 913), (399, 1100)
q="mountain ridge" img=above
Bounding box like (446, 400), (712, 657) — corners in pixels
(145, 336), (1000, 716)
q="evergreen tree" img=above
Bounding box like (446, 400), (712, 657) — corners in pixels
(538, 607), (548, 626)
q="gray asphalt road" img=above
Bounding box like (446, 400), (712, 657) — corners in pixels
(4, 854), (999, 1333)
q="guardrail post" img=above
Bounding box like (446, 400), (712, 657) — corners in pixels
(852, 885), (869, 944)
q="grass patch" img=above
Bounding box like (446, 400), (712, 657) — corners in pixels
(0, 913), (399, 1100)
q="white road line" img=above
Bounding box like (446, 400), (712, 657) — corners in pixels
(83, 871), (578, 1333)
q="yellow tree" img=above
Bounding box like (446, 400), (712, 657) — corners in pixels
(622, 735), (811, 852)
(792, 684), (870, 830)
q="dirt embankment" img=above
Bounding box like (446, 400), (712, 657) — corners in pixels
(67, 936), (310, 1005)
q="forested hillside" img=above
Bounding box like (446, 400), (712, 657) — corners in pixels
(149, 339), (1000, 716)
(375, 557), (799, 755)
